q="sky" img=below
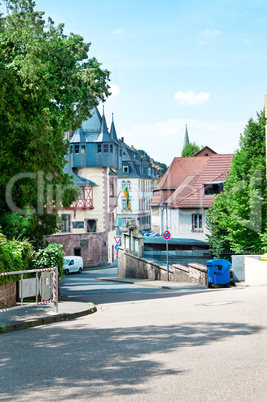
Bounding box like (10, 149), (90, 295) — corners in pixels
(9, 0), (267, 164)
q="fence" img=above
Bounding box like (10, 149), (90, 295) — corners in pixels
(143, 248), (262, 268)
(0, 267), (58, 313)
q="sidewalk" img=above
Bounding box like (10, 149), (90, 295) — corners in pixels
(94, 275), (207, 291)
(0, 301), (97, 334)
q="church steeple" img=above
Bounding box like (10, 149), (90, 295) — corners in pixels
(184, 124), (189, 148)
(110, 112), (118, 141)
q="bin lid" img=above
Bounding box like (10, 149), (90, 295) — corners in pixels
(206, 258), (231, 267)
(261, 253), (267, 262)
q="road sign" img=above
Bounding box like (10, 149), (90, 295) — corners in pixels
(114, 236), (121, 244)
(115, 244), (119, 251)
(163, 230), (171, 240)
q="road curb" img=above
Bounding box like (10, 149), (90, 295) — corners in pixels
(0, 304), (97, 334)
(95, 277), (171, 290)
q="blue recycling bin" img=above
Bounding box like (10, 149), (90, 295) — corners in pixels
(207, 259), (231, 288)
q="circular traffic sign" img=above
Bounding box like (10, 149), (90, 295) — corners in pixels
(163, 230), (171, 240)
(115, 245), (119, 251)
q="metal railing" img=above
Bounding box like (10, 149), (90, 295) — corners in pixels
(0, 267), (58, 313)
(143, 248), (263, 267)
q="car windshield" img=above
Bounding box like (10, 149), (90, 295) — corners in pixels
(65, 259), (71, 264)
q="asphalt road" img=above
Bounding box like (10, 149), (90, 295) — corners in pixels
(1, 267), (267, 401)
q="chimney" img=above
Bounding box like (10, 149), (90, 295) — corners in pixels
(194, 149), (198, 155)
(121, 137), (124, 143)
(131, 145), (135, 151)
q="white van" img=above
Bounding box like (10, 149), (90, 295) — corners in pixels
(63, 256), (83, 274)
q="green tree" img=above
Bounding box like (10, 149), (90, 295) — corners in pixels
(206, 109), (267, 254)
(0, 0), (110, 243)
(181, 142), (202, 157)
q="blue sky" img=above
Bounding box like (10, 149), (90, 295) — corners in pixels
(15, 1), (267, 164)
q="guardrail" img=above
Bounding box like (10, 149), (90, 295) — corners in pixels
(0, 267), (58, 313)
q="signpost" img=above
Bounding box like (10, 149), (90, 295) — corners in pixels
(114, 236), (121, 245)
(163, 230), (171, 280)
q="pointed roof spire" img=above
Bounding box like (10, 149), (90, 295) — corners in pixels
(184, 124), (190, 148)
(96, 104), (111, 142)
(110, 112), (118, 141)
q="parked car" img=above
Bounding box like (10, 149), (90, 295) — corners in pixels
(63, 256), (83, 274)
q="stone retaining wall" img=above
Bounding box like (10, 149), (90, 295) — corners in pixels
(118, 248), (207, 285)
(0, 281), (17, 307)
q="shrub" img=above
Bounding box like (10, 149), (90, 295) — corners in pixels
(0, 233), (34, 285)
(31, 243), (64, 278)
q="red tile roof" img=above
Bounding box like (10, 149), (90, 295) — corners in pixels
(154, 157), (209, 191)
(171, 154), (233, 208)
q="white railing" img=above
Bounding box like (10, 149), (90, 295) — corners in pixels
(0, 267), (58, 313)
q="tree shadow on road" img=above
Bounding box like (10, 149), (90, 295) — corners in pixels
(0, 320), (262, 400)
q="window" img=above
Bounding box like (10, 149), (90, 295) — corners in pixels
(74, 145), (79, 153)
(104, 144), (108, 153)
(123, 165), (129, 174)
(97, 144), (101, 153)
(122, 181), (126, 190)
(81, 145), (85, 154)
(77, 187), (84, 200)
(127, 181), (131, 190)
(122, 218), (127, 226)
(62, 215), (70, 232)
(122, 199), (131, 209)
(192, 214), (202, 231)
(87, 220), (96, 232)
(70, 146), (73, 154)
(74, 247), (81, 256)
(204, 183), (223, 196)
(110, 178), (114, 196)
(110, 144), (113, 153)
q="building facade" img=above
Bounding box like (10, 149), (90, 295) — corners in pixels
(46, 107), (120, 266)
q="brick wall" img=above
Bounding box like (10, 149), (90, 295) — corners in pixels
(0, 281), (16, 307)
(45, 232), (108, 267)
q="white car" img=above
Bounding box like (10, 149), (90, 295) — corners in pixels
(63, 256), (83, 274)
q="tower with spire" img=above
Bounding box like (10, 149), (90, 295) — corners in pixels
(183, 124), (190, 148)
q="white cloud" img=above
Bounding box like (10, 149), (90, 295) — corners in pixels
(174, 90), (211, 105)
(120, 119), (244, 165)
(112, 27), (124, 35)
(109, 84), (120, 97)
(198, 28), (220, 45)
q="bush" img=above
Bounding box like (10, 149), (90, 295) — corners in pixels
(31, 243), (64, 278)
(0, 233), (34, 285)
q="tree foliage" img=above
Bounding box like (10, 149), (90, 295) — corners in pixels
(181, 142), (202, 157)
(0, 231), (34, 284)
(135, 149), (168, 173)
(206, 109), (267, 255)
(0, 0), (110, 243)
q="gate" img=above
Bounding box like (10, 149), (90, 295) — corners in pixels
(0, 267), (58, 313)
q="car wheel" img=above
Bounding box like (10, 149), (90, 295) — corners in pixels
(65, 269), (69, 275)
(78, 267), (82, 273)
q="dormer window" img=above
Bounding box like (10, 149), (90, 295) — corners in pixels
(204, 181), (224, 196)
(123, 165), (129, 174)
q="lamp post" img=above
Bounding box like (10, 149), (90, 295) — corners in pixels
(162, 202), (169, 280)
